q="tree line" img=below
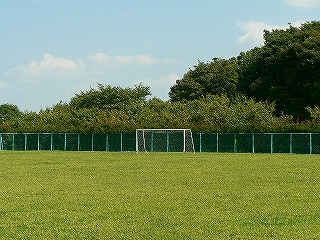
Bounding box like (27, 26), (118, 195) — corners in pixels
(169, 21), (320, 119)
(0, 21), (320, 133)
(0, 84), (319, 133)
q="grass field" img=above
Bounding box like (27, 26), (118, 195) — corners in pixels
(0, 151), (319, 239)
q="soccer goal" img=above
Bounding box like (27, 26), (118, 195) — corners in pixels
(136, 129), (195, 153)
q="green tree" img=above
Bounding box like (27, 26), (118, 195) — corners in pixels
(238, 21), (320, 119)
(169, 58), (239, 102)
(0, 104), (21, 122)
(69, 83), (151, 110)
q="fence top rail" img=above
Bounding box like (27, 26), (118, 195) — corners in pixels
(136, 129), (192, 131)
(0, 133), (64, 135)
(198, 132), (318, 134)
(0, 132), (139, 134)
(1, 132), (320, 135)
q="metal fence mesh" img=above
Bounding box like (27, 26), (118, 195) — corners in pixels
(0, 132), (320, 154)
(254, 134), (271, 153)
(312, 134), (320, 154)
(39, 134), (51, 150)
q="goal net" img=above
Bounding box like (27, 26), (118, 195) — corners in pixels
(136, 129), (195, 153)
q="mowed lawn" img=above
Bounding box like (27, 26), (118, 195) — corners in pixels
(0, 151), (319, 239)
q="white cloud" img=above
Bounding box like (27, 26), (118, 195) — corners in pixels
(3, 52), (178, 110)
(40, 53), (79, 69)
(0, 81), (7, 89)
(235, 21), (302, 46)
(6, 53), (86, 78)
(87, 53), (111, 63)
(115, 55), (158, 65)
(88, 53), (159, 65)
(236, 21), (284, 45)
(284, 0), (320, 8)
(4, 52), (178, 103)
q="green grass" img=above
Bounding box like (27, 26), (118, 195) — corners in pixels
(0, 151), (320, 239)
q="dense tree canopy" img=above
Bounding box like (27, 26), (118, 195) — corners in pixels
(170, 21), (320, 119)
(0, 104), (21, 123)
(0, 83), (320, 133)
(238, 21), (320, 118)
(169, 58), (238, 102)
(70, 83), (151, 110)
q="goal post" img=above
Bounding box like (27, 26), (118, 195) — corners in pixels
(136, 129), (195, 153)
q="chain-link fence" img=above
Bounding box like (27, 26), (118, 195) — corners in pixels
(0, 133), (136, 152)
(0, 132), (320, 154)
(193, 133), (320, 154)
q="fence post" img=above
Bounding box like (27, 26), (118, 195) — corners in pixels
(290, 133), (293, 154)
(51, 133), (53, 151)
(78, 133), (80, 151)
(106, 134), (109, 152)
(199, 132), (202, 153)
(183, 129), (186, 153)
(12, 134), (15, 151)
(0, 133), (2, 150)
(120, 133), (123, 152)
(167, 132), (170, 152)
(91, 133), (94, 152)
(270, 133), (273, 154)
(151, 133), (154, 152)
(64, 134), (67, 151)
(38, 133), (40, 151)
(136, 131), (138, 154)
(216, 133), (219, 153)
(252, 133), (255, 153)
(25, 133), (27, 151)
(234, 133), (237, 153)
(310, 133), (313, 155)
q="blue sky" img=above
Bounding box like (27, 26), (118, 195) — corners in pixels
(0, 0), (319, 111)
